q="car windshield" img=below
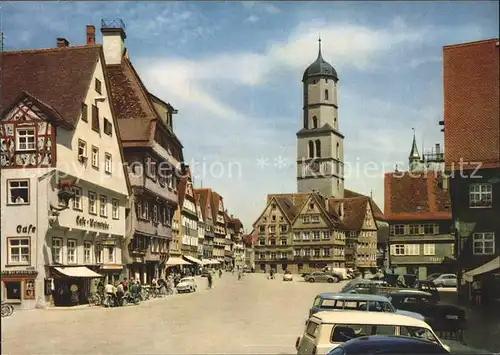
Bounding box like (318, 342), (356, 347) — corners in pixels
(180, 278), (193, 283)
(330, 324), (398, 343)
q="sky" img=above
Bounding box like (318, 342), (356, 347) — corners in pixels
(1, 1), (499, 230)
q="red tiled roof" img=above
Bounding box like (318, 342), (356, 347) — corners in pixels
(384, 171), (452, 221)
(329, 197), (370, 230)
(443, 38), (500, 170)
(345, 189), (385, 220)
(106, 59), (157, 144)
(0, 45), (100, 127)
(194, 188), (212, 222)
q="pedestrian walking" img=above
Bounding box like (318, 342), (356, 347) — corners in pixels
(219, 269), (222, 278)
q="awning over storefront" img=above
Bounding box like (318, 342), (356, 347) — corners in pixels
(53, 267), (102, 278)
(210, 259), (221, 265)
(183, 255), (203, 265)
(201, 259), (212, 266)
(166, 257), (191, 266)
(463, 256), (500, 282)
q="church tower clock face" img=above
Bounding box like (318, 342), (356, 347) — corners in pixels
(296, 37), (345, 198)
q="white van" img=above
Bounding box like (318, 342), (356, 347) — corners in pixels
(295, 310), (448, 355)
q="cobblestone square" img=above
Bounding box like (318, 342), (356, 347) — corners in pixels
(2, 273), (344, 354)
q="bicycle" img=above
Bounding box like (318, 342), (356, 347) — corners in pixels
(1, 302), (14, 317)
(87, 292), (102, 307)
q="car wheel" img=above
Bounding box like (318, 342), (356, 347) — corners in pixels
(308, 278), (315, 283)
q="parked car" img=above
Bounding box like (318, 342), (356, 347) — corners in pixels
(326, 335), (450, 355)
(308, 293), (424, 321)
(340, 279), (389, 294)
(387, 290), (466, 341)
(283, 270), (293, 281)
(432, 274), (457, 288)
(304, 271), (339, 283)
(427, 273), (443, 281)
(242, 267), (252, 273)
(296, 310), (448, 355)
(176, 277), (197, 293)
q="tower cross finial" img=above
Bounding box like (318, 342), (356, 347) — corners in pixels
(318, 34), (322, 56)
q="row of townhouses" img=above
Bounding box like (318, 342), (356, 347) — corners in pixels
(0, 20), (251, 309)
(251, 33), (499, 307)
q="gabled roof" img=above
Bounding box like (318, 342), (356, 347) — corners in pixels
(2, 91), (70, 129)
(443, 38), (500, 170)
(194, 188), (211, 221)
(384, 171), (452, 221)
(266, 192), (341, 228)
(0, 45), (101, 128)
(329, 196), (373, 231)
(345, 189), (385, 220)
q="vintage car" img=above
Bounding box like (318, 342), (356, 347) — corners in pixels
(387, 290), (466, 341)
(296, 310), (449, 355)
(175, 277), (197, 293)
(308, 293), (424, 321)
(326, 335), (451, 355)
(304, 271), (340, 283)
(342, 279), (440, 302)
(283, 270), (293, 281)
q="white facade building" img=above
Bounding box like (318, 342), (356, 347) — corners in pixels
(1, 43), (129, 309)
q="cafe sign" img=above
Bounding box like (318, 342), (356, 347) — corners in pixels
(16, 224), (36, 234)
(76, 216), (110, 230)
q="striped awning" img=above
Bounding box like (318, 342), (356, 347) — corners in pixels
(209, 259), (221, 265)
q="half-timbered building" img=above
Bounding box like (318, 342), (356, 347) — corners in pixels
(1, 40), (130, 308)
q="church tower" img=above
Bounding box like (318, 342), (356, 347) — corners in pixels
(297, 38), (344, 198)
(408, 129), (421, 172)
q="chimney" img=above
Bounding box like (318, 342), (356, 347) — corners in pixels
(86, 25), (96, 45)
(435, 143), (441, 155)
(338, 202), (344, 221)
(101, 18), (126, 65)
(231, 214), (234, 219)
(56, 38), (69, 48)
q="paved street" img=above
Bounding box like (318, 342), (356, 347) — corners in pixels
(2, 273), (345, 355)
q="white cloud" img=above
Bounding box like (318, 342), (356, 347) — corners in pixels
(246, 15), (260, 23)
(135, 18), (440, 228)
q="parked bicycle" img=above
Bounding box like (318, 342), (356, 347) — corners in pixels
(1, 301), (14, 317)
(122, 291), (140, 306)
(87, 292), (103, 307)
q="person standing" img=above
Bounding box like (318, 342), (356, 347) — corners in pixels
(116, 282), (124, 306)
(472, 278), (482, 307)
(207, 271), (213, 289)
(219, 269), (222, 278)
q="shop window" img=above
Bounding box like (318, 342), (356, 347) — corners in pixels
(4, 281), (22, 300)
(24, 280), (35, 299)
